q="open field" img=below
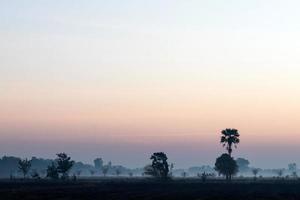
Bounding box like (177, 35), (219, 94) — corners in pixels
(1, 178), (300, 200)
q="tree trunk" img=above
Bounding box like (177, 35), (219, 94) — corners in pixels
(228, 146), (232, 157)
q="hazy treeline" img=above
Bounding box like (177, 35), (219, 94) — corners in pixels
(0, 155), (297, 179)
(1, 129), (299, 180)
(0, 156), (143, 178)
(0, 155), (215, 178)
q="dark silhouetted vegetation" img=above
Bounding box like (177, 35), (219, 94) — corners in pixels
(146, 152), (170, 179)
(2, 126), (300, 200)
(181, 171), (188, 178)
(89, 169), (96, 176)
(215, 153), (238, 181)
(18, 158), (31, 179)
(220, 129), (240, 156)
(144, 164), (157, 177)
(236, 158), (250, 173)
(288, 163), (297, 172)
(115, 168), (121, 176)
(102, 165), (109, 176)
(94, 158), (103, 170)
(55, 153), (74, 180)
(46, 162), (59, 180)
(30, 169), (41, 180)
(252, 168), (259, 180)
(276, 169), (284, 178)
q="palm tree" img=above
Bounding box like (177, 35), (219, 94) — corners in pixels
(220, 129), (240, 157)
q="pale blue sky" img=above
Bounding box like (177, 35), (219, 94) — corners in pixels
(1, 1), (300, 168)
(2, 0), (300, 83)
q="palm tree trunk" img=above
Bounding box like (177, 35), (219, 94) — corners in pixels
(228, 145), (232, 157)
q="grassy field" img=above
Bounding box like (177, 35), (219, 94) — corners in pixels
(1, 178), (300, 200)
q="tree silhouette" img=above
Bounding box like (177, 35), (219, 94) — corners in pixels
(115, 168), (121, 176)
(276, 169), (283, 178)
(56, 153), (74, 180)
(40, 169), (47, 178)
(102, 165), (109, 176)
(31, 169), (41, 180)
(288, 163), (297, 172)
(291, 171), (298, 178)
(46, 162), (59, 180)
(94, 158), (103, 170)
(75, 170), (81, 177)
(252, 168), (259, 180)
(215, 153), (238, 181)
(150, 152), (169, 179)
(89, 169), (96, 176)
(201, 172), (208, 182)
(18, 158), (31, 179)
(169, 163), (174, 177)
(236, 158), (250, 172)
(220, 129), (240, 156)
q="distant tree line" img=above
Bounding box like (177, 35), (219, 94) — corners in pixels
(1, 155), (141, 179)
(1, 128), (299, 181)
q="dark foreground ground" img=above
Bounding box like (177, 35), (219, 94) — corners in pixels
(1, 178), (300, 200)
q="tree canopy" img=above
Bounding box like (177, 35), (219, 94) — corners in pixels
(236, 158), (250, 172)
(18, 158), (31, 178)
(56, 153), (74, 180)
(215, 153), (238, 181)
(145, 152), (170, 179)
(220, 129), (240, 156)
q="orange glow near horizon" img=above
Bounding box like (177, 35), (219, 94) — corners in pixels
(1, 77), (300, 146)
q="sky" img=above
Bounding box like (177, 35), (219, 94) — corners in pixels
(1, 0), (300, 168)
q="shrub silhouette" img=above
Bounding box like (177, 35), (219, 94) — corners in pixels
(220, 129), (240, 156)
(291, 171), (298, 178)
(181, 171), (187, 178)
(102, 165), (109, 176)
(89, 169), (96, 176)
(201, 172), (208, 182)
(18, 158), (31, 179)
(31, 169), (41, 180)
(46, 162), (59, 180)
(115, 168), (121, 176)
(144, 164), (158, 177)
(215, 153), (238, 181)
(288, 163), (297, 172)
(276, 169), (283, 178)
(252, 168), (259, 180)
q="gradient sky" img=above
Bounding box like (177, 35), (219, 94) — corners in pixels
(1, 0), (300, 168)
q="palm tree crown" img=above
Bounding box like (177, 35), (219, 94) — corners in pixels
(220, 129), (240, 156)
